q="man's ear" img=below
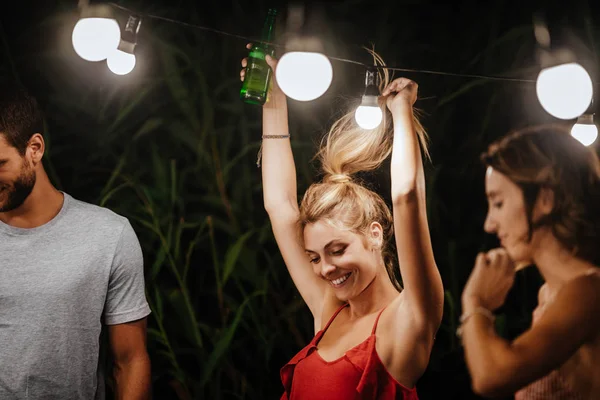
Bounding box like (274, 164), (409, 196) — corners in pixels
(26, 134), (45, 166)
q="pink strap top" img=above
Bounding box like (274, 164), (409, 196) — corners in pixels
(515, 268), (599, 399)
(515, 370), (582, 400)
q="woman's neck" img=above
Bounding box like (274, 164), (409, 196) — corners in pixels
(347, 271), (399, 319)
(532, 230), (595, 289)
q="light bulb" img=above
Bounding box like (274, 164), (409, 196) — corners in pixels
(536, 62), (593, 120)
(107, 49), (136, 75)
(571, 124), (598, 146)
(355, 105), (382, 129)
(275, 52), (333, 101)
(72, 17), (121, 62)
(355, 95), (383, 129)
(571, 114), (598, 146)
(354, 69), (383, 129)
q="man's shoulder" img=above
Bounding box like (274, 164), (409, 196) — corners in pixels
(65, 193), (130, 231)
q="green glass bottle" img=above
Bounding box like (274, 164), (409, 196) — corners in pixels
(240, 8), (277, 105)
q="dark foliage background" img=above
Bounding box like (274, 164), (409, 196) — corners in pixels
(1, 0), (598, 398)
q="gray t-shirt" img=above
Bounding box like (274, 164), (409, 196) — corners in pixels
(0, 192), (151, 400)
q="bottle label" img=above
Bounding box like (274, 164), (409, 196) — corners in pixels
(249, 62), (264, 72)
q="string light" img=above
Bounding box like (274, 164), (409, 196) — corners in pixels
(571, 113), (598, 146)
(107, 48), (136, 75)
(107, 14), (142, 75)
(354, 68), (382, 129)
(70, 2), (598, 121)
(274, 7), (333, 102)
(536, 48), (594, 120)
(72, 3), (120, 62)
(276, 51), (333, 101)
(536, 62), (593, 120)
(96, 2), (548, 83)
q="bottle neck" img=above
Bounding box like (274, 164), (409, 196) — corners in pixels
(261, 13), (276, 43)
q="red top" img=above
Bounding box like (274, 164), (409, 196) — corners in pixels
(280, 303), (419, 399)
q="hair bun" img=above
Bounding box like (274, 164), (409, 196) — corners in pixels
(325, 173), (351, 184)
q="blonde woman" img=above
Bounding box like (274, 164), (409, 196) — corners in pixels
(240, 46), (443, 399)
(461, 125), (600, 399)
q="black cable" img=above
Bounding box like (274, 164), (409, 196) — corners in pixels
(105, 2), (587, 85)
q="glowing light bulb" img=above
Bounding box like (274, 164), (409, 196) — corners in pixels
(275, 52), (333, 101)
(354, 68), (383, 129)
(355, 95), (383, 130)
(72, 17), (121, 62)
(571, 114), (598, 146)
(536, 62), (593, 120)
(355, 105), (383, 129)
(107, 49), (136, 75)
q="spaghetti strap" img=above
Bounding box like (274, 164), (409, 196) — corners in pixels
(371, 306), (388, 335)
(321, 303), (348, 333)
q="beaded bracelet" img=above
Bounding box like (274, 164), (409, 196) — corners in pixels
(262, 134), (290, 139)
(256, 134), (291, 167)
(456, 306), (495, 338)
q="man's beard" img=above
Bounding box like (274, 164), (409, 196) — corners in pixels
(0, 162), (36, 213)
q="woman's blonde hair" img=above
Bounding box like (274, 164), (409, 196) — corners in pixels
(298, 50), (429, 291)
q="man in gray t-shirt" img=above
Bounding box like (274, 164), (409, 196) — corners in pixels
(0, 83), (151, 399)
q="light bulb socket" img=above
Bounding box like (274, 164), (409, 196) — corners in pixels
(364, 68), (377, 86)
(360, 95), (379, 108)
(77, 0), (90, 10)
(537, 47), (577, 69)
(117, 40), (136, 54)
(122, 14), (142, 45)
(79, 3), (114, 18)
(532, 13), (551, 49)
(114, 14), (142, 55)
(576, 113), (594, 125)
(363, 68), (380, 97)
(284, 35), (324, 53)
(282, 5), (325, 53)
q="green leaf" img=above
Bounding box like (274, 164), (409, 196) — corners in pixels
(148, 328), (166, 345)
(99, 182), (133, 207)
(167, 289), (201, 348)
(222, 231), (253, 286)
(199, 291), (264, 387)
(133, 117), (163, 141)
(107, 85), (156, 133)
(151, 248), (168, 281)
(159, 41), (201, 131)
